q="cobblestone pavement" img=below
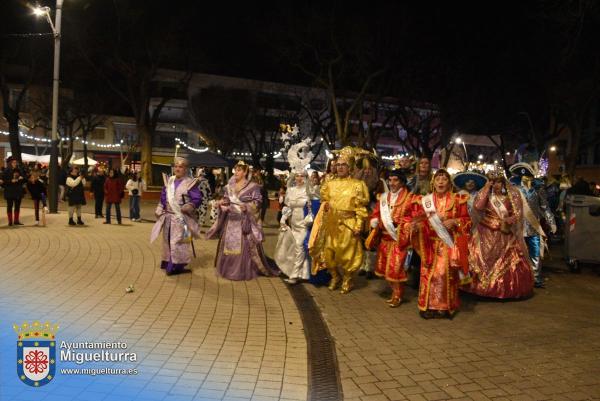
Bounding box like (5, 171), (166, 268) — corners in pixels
(297, 251), (600, 401)
(0, 209), (307, 401)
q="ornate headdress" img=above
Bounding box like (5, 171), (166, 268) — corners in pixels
(332, 146), (372, 171)
(287, 138), (313, 175)
(487, 164), (506, 180)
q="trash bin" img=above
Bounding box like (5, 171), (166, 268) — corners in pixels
(564, 195), (600, 272)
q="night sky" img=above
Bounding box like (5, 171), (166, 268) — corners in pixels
(2, 0), (598, 137)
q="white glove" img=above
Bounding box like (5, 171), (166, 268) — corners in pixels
(370, 218), (379, 229)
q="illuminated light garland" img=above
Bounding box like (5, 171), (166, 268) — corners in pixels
(175, 137), (208, 153)
(232, 151), (282, 158)
(1, 130), (124, 149)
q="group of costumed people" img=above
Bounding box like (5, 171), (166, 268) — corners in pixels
(151, 156), (278, 279)
(150, 145), (555, 320)
(275, 144), (556, 319)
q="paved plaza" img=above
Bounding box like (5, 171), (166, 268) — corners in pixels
(1, 206), (600, 401)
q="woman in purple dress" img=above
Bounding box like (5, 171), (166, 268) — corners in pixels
(207, 161), (278, 280)
(151, 157), (202, 275)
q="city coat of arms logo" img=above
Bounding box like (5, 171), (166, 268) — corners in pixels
(13, 321), (59, 387)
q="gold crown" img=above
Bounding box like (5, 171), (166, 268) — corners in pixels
(13, 321), (59, 340)
(488, 164), (506, 180)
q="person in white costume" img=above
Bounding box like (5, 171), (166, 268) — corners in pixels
(275, 172), (313, 283)
(274, 138), (314, 284)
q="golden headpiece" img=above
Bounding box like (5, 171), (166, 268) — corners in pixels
(332, 146), (373, 170)
(487, 164), (506, 180)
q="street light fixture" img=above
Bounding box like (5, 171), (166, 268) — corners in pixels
(550, 146), (557, 152)
(34, 1), (63, 213)
(453, 136), (469, 166)
(478, 154), (484, 160)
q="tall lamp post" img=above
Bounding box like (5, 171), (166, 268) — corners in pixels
(34, 1), (63, 213)
(454, 137), (469, 167)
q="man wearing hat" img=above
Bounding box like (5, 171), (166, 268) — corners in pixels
(509, 162), (556, 288)
(315, 146), (370, 294)
(453, 171), (488, 216)
(366, 163), (413, 307)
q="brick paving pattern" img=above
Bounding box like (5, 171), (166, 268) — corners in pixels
(0, 209), (307, 401)
(302, 254), (600, 401)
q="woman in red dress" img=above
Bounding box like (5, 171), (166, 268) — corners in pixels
(465, 171), (534, 299)
(410, 169), (471, 319)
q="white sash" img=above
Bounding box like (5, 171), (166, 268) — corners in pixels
(422, 193), (454, 248)
(380, 192), (398, 241)
(489, 194), (509, 218)
(167, 176), (184, 220)
(226, 184), (245, 213)
(166, 175), (192, 242)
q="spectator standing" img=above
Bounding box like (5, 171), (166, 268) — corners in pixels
(125, 172), (146, 222)
(90, 168), (107, 218)
(66, 166), (86, 226)
(104, 168), (125, 225)
(2, 156), (26, 226)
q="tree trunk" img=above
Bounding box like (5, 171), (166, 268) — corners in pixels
(138, 124), (153, 185)
(7, 116), (22, 164)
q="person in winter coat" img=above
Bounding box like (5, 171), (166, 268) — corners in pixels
(125, 172), (146, 222)
(90, 168), (106, 218)
(2, 156), (26, 226)
(66, 166), (87, 226)
(103, 168), (125, 224)
(26, 171), (48, 226)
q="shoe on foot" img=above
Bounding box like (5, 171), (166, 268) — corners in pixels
(77, 218), (84, 225)
(68, 218), (76, 226)
(284, 278), (298, 285)
(14, 221), (24, 226)
(103, 221), (110, 224)
(35, 221), (39, 226)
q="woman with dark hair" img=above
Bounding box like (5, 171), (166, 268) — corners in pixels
(26, 171), (48, 226)
(103, 168), (125, 225)
(126, 172), (146, 222)
(410, 169), (471, 319)
(465, 170), (534, 299)
(2, 157), (25, 226)
(66, 166), (86, 226)
(207, 161), (278, 280)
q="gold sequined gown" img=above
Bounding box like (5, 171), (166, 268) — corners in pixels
(316, 176), (370, 291)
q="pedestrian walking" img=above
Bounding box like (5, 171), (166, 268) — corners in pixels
(26, 171), (48, 226)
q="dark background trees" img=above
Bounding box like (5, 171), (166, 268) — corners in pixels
(1, 0), (598, 178)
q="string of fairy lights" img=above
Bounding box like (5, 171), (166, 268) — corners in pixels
(174, 137), (208, 152)
(0, 130), (124, 149)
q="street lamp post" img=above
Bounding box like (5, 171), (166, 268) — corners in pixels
(454, 137), (469, 167)
(35, 1), (63, 213)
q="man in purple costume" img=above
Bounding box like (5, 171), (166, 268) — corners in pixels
(206, 161), (278, 280)
(151, 157), (202, 275)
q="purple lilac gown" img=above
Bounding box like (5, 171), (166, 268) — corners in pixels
(206, 178), (278, 280)
(151, 177), (202, 274)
